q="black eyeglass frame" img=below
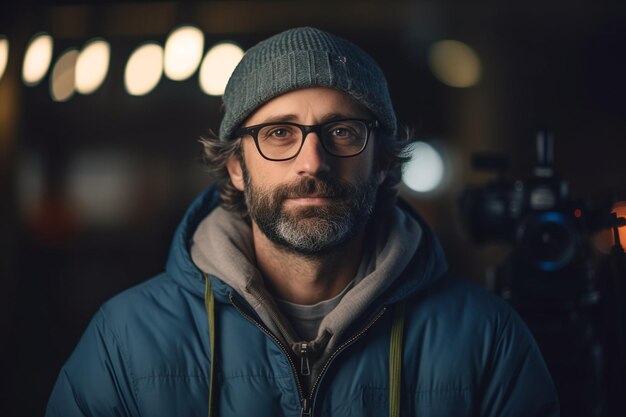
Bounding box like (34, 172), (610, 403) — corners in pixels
(233, 118), (380, 161)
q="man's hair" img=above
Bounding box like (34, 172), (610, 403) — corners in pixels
(199, 129), (412, 218)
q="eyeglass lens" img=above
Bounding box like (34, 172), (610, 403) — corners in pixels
(256, 120), (368, 160)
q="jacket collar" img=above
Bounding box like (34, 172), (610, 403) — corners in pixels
(165, 187), (448, 306)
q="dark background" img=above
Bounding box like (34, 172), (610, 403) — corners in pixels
(1, 1), (625, 416)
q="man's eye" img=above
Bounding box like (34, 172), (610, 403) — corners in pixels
(262, 126), (296, 139)
(270, 129), (289, 137)
(330, 127), (357, 138)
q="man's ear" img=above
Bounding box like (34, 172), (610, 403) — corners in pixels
(226, 153), (245, 192)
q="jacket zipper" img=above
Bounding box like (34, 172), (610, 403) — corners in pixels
(228, 295), (306, 401)
(298, 342), (311, 376)
(300, 398), (312, 417)
(230, 293), (387, 417)
(305, 307), (388, 414)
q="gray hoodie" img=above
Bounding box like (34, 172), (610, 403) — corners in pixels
(190, 205), (422, 391)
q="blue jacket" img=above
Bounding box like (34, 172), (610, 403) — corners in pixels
(46, 188), (559, 416)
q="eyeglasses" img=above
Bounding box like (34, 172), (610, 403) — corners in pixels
(233, 118), (379, 161)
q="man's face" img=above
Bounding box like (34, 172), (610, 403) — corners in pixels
(227, 87), (382, 256)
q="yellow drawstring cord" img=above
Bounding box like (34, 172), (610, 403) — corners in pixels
(204, 274), (216, 417)
(389, 301), (407, 417)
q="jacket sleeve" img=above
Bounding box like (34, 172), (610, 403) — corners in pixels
(45, 308), (140, 417)
(479, 307), (560, 417)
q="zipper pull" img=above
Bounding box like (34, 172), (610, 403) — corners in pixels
(300, 398), (312, 417)
(299, 342), (311, 376)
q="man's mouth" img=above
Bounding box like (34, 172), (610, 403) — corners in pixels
(284, 196), (335, 206)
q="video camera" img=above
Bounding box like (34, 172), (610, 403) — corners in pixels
(458, 131), (626, 417)
(459, 131), (603, 306)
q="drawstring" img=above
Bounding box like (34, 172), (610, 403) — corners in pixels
(203, 274), (216, 417)
(389, 301), (407, 417)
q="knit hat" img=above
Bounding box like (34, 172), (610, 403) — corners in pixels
(219, 27), (397, 140)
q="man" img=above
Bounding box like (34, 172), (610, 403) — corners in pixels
(46, 27), (559, 416)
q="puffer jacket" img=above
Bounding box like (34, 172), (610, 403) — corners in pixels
(45, 187), (559, 417)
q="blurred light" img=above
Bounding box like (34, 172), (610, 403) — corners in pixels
(67, 150), (136, 226)
(428, 40), (481, 88)
(125, 42), (163, 96)
(612, 202), (626, 249)
(0, 36), (8, 81)
(163, 25), (204, 81)
(23, 33), (54, 86)
(50, 48), (79, 102)
(75, 38), (110, 94)
(402, 141), (445, 193)
(199, 42), (244, 96)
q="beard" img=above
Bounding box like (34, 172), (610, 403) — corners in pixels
(242, 165), (379, 257)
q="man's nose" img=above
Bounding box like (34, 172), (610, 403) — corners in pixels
(294, 132), (330, 176)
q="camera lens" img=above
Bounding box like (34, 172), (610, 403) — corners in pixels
(516, 212), (577, 271)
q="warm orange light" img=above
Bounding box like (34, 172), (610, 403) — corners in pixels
(612, 202), (626, 249)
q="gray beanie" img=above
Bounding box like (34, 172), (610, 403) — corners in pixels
(219, 27), (397, 140)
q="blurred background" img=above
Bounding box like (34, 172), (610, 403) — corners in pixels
(1, 1), (625, 416)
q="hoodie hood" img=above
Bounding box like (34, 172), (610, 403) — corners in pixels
(167, 187), (447, 346)
(191, 205), (301, 344)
